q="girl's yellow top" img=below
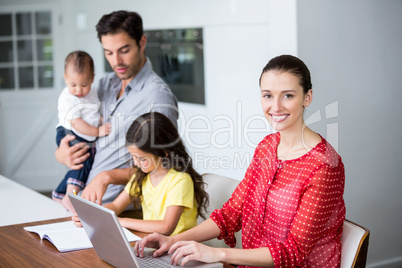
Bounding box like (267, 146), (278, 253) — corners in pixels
(125, 169), (197, 235)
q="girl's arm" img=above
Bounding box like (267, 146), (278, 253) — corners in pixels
(103, 190), (132, 216)
(70, 118), (111, 137)
(119, 205), (184, 236)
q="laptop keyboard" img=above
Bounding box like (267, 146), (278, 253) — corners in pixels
(136, 250), (176, 268)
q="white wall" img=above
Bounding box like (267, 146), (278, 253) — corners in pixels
(298, 1), (402, 267)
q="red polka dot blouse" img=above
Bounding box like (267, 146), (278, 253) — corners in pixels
(210, 132), (345, 267)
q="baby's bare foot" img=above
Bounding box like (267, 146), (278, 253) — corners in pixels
(52, 196), (62, 204)
(61, 195), (76, 214)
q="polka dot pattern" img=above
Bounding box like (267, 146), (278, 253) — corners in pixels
(210, 133), (345, 268)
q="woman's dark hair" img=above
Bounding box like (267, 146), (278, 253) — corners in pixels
(96, 10), (143, 46)
(126, 112), (209, 219)
(64, 50), (94, 75)
(259, 54), (312, 94)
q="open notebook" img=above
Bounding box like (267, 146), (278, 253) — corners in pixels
(24, 220), (140, 252)
(68, 193), (223, 268)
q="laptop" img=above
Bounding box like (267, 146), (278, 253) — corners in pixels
(68, 193), (223, 268)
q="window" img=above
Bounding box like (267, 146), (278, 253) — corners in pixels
(0, 11), (54, 91)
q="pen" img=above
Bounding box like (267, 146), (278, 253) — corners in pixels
(73, 189), (77, 195)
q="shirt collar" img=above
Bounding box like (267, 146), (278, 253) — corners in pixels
(109, 57), (153, 94)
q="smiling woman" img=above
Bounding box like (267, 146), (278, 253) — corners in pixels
(259, 55), (319, 160)
(134, 55), (345, 268)
(260, 71), (311, 135)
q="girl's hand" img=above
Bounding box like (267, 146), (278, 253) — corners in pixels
(134, 233), (173, 258)
(169, 241), (222, 267)
(72, 214), (83, 228)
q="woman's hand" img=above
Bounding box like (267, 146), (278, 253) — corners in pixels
(134, 233), (174, 258)
(169, 241), (222, 266)
(72, 214), (83, 228)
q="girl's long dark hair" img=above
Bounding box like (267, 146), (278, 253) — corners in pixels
(126, 112), (209, 219)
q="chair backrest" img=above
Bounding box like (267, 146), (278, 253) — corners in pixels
(340, 219), (370, 268)
(199, 173), (241, 248)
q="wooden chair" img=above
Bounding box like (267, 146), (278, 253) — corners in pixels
(199, 173), (241, 248)
(340, 219), (370, 268)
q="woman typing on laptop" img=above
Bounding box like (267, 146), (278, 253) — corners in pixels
(73, 112), (209, 236)
(135, 55), (345, 267)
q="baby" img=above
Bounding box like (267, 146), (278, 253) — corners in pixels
(53, 50), (111, 211)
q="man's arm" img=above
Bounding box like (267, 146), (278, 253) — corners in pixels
(55, 134), (90, 170)
(81, 168), (132, 205)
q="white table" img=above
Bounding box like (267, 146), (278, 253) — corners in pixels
(0, 174), (72, 226)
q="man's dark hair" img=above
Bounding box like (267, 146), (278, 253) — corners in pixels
(96, 10), (143, 46)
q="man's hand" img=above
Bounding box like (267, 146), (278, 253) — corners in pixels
(81, 171), (110, 205)
(55, 135), (90, 170)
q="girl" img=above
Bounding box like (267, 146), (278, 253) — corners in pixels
(135, 55), (346, 268)
(74, 112), (209, 236)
